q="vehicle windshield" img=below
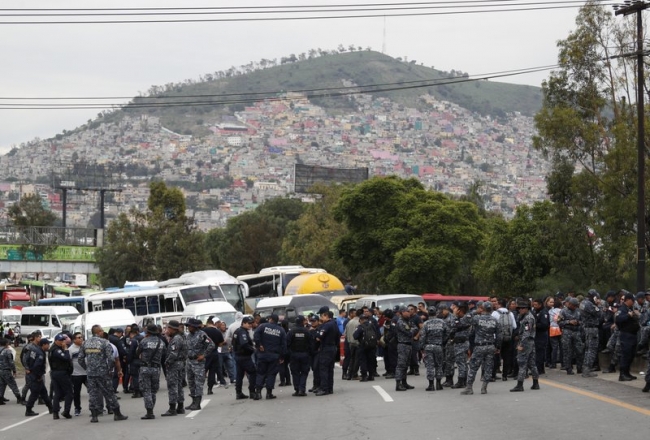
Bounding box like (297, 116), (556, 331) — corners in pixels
(195, 312), (237, 327)
(9, 300), (30, 308)
(214, 284), (245, 312)
(379, 298), (420, 312)
(59, 314), (79, 326)
(180, 286), (214, 304)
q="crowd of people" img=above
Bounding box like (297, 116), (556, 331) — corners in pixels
(0, 289), (647, 422)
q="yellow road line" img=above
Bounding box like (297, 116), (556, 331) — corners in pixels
(539, 379), (650, 416)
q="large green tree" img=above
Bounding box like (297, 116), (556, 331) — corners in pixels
(7, 193), (59, 260)
(533, 1), (646, 288)
(96, 182), (208, 287)
(332, 176), (484, 294)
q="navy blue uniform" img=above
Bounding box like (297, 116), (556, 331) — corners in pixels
(616, 303), (640, 371)
(316, 319), (340, 394)
(287, 326), (311, 394)
(232, 327), (257, 395)
(254, 323), (286, 391)
(25, 345), (52, 412)
(128, 334), (144, 393)
(49, 344), (73, 415)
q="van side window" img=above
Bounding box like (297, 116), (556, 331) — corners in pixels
(51, 316), (60, 327)
(20, 314), (50, 326)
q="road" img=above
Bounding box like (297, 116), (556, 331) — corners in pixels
(1, 365), (649, 439)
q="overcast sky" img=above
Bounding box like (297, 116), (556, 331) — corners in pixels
(1, 0), (598, 153)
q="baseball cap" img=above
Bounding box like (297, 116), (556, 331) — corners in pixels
(39, 338), (51, 345)
(54, 334), (67, 342)
(241, 316), (254, 325)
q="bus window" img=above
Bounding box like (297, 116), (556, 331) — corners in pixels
(102, 300), (113, 311)
(136, 297), (147, 315)
(124, 298), (136, 315)
(147, 296), (160, 314)
(113, 299), (124, 309)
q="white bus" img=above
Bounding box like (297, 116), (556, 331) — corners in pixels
(237, 266), (326, 313)
(156, 270), (246, 313)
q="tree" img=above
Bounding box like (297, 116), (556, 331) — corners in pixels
(332, 177), (484, 294)
(7, 193), (59, 260)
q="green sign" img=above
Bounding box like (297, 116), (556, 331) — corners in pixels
(0, 245), (96, 262)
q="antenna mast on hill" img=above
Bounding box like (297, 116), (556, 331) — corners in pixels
(382, 16), (387, 54)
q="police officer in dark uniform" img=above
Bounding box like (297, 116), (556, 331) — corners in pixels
(580, 290), (602, 377)
(137, 324), (166, 420)
(616, 292), (640, 381)
(128, 326), (144, 398)
(161, 320), (187, 416)
(531, 298), (550, 375)
(308, 316), (321, 391)
(558, 297), (584, 375)
(108, 328), (127, 393)
(49, 334), (73, 419)
(395, 307), (417, 391)
(24, 338), (53, 416)
(353, 314), (378, 382)
(315, 307), (340, 396)
(253, 314), (286, 400)
(232, 316), (257, 400)
(287, 316), (311, 396)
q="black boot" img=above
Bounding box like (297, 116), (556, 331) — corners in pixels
(185, 397), (200, 411)
(443, 375), (454, 387)
(531, 379), (540, 390)
(403, 379), (414, 390)
(207, 386), (213, 395)
(113, 407), (128, 421)
(436, 378), (443, 391)
(451, 377), (466, 389)
(61, 411), (72, 419)
(603, 364), (616, 374)
(510, 381), (524, 392)
(176, 402), (185, 414)
(253, 388), (262, 400)
(53, 412), (60, 420)
(414, 366), (420, 376)
(395, 380), (407, 391)
(26, 407), (39, 417)
(481, 382), (488, 394)
(643, 383), (650, 393)
(161, 405), (177, 416)
(15, 393), (23, 405)
(266, 389), (276, 400)
(141, 408), (155, 420)
(90, 410), (98, 423)
(425, 380), (435, 391)
(236, 391), (249, 400)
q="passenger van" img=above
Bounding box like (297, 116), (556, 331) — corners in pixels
(353, 294), (424, 313)
(139, 312), (183, 331)
(254, 294), (339, 327)
(20, 306), (80, 338)
(181, 302), (238, 327)
(0, 308), (21, 327)
(329, 294), (367, 313)
(70, 309), (136, 339)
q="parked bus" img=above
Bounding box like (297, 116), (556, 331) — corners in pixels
(37, 296), (87, 314)
(0, 284), (30, 309)
(237, 266), (327, 313)
(157, 270), (246, 313)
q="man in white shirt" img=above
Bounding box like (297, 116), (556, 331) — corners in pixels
(491, 297), (517, 381)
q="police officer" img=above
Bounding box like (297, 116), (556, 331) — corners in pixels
(510, 299), (540, 392)
(232, 316), (257, 400)
(580, 290), (602, 378)
(450, 303), (472, 389)
(461, 301), (502, 395)
(24, 338), (53, 416)
(395, 307), (417, 391)
(137, 324), (166, 420)
(128, 326), (144, 398)
(287, 316), (311, 396)
(616, 292), (640, 381)
(253, 314), (287, 400)
(558, 297), (584, 375)
(161, 320), (187, 416)
(531, 298), (550, 375)
(315, 308), (340, 396)
(78, 325), (127, 423)
(20, 332), (39, 404)
(420, 306), (448, 391)
(438, 305), (455, 387)
(0, 337), (22, 404)
(49, 333), (73, 419)
(353, 314), (378, 382)
(308, 316), (322, 391)
(184, 318), (215, 410)
(108, 328), (127, 393)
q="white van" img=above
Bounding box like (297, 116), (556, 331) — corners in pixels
(353, 294), (424, 312)
(181, 302), (237, 327)
(71, 309), (136, 339)
(0, 308), (21, 327)
(20, 306), (80, 338)
(139, 312), (182, 331)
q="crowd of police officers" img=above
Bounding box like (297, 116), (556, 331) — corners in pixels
(1, 288), (650, 422)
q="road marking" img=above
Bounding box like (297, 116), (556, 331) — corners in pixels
(185, 399), (211, 418)
(1, 412), (48, 432)
(373, 385), (394, 402)
(540, 379), (650, 417)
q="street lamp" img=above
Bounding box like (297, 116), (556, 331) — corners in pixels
(614, 1), (648, 293)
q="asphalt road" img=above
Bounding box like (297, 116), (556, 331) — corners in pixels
(2, 364), (649, 439)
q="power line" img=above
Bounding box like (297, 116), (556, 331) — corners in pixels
(0, 65), (555, 110)
(0, 3), (615, 24)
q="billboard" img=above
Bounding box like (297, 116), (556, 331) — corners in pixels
(293, 164), (369, 193)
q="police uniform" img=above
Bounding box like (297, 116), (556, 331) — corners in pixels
(24, 340), (52, 416)
(461, 304), (502, 395)
(419, 310), (449, 391)
(253, 316), (287, 399)
(0, 342), (21, 403)
(78, 334), (127, 422)
(450, 313), (472, 388)
(315, 312), (339, 396)
(162, 321), (188, 416)
(353, 318), (378, 381)
(185, 319), (215, 410)
(48, 335), (74, 418)
(308, 319), (322, 390)
(511, 302), (540, 391)
(128, 331), (144, 397)
(395, 311), (416, 391)
(287, 317), (311, 396)
(232, 317), (257, 399)
(579, 292), (602, 377)
(558, 299), (584, 375)
(615, 294), (640, 381)
(137, 325), (166, 419)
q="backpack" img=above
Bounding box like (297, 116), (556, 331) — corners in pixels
(497, 310), (512, 342)
(362, 322), (377, 349)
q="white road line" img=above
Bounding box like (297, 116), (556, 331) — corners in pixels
(185, 399), (211, 418)
(372, 385), (394, 402)
(1, 412), (48, 432)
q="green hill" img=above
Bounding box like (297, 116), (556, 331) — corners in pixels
(109, 51), (542, 137)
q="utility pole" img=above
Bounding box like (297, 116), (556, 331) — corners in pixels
(614, 1), (648, 294)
